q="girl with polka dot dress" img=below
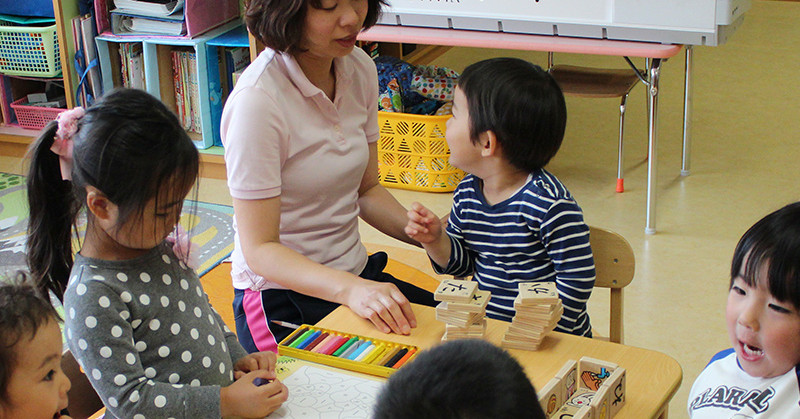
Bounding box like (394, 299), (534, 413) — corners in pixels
(25, 88), (288, 418)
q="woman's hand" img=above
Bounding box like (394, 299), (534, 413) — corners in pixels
(342, 280), (417, 335)
(220, 370), (288, 419)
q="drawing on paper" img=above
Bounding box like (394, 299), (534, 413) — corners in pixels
(268, 364), (385, 418)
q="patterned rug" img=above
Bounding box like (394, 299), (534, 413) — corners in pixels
(0, 173), (234, 278)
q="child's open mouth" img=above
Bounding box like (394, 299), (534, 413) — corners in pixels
(740, 341), (764, 361)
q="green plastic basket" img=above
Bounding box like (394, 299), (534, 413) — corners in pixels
(0, 22), (61, 77)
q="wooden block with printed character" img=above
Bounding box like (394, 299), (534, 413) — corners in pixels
(434, 279), (478, 303)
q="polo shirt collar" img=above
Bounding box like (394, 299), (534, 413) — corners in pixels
(281, 52), (355, 99)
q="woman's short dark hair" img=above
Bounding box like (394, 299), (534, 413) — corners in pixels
(730, 202), (800, 308)
(458, 57), (567, 172)
(246, 0), (387, 53)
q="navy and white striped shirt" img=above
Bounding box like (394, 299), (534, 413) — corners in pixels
(434, 170), (595, 336)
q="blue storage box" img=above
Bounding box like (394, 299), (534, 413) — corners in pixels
(0, 0), (55, 19)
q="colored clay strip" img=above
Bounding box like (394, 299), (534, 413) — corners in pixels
(354, 344), (375, 362)
(318, 335), (344, 355)
(391, 348), (418, 368)
(295, 330), (321, 350)
(376, 346), (401, 365)
(305, 332), (329, 351)
(288, 329), (314, 348)
(383, 347), (408, 367)
(347, 340), (372, 360)
(332, 336), (358, 357)
(339, 339), (363, 359)
(311, 334), (337, 353)
(363, 345), (386, 364)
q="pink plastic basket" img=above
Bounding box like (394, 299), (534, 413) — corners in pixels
(10, 98), (65, 130)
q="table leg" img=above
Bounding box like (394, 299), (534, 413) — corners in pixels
(645, 58), (662, 235)
(681, 46), (693, 177)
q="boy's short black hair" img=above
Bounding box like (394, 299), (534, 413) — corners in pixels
(245, 0), (387, 53)
(458, 57), (567, 172)
(730, 202), (800, 308)
(373, 339), (546, 419)
(0, 273), (61, 405)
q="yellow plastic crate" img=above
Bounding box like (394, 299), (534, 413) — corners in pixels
(377, 111), (465, 192)
(0, 22), (61, 77)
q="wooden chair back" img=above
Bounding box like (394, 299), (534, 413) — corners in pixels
(588, 226), (635, 344)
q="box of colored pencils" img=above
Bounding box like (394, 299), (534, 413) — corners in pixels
(277, 325), (419, 378)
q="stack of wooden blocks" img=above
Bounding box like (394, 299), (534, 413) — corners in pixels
(433, 279), (489, 341)
(501, 282), (563, 351)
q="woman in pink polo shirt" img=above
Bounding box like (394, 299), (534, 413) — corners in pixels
(220, 0), (436, 353)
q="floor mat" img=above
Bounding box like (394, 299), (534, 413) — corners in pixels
(0, 173), (234, 277)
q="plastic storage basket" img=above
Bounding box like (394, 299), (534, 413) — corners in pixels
(10, 98), (65, 130)
(0, 22), (61, 77)
(377, 112), (464, 192)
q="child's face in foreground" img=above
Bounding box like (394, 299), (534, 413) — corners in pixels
(3, 319), (71, 418)
(445, 87), (482, 173)
(727, 271), (800, 378)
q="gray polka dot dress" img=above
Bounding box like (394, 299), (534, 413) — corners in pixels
(64, 242), (248, 418)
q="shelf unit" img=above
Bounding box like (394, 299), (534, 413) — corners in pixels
(0, 0), (80, 145)
(95, 20), (239, 149)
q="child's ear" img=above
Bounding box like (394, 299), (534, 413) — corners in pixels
(85, 187), (118, 225)
(478, 130), (500, 157)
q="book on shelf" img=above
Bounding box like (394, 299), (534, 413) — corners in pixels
(171, 50), (200, 133)
(96, 0), (239, 38)
(113, 0), (185, 16)
(118, 43), (145, 90)
(111, 11), (186, 36)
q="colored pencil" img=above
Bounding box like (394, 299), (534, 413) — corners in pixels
(339, 339), (362, 359)
(311, 334), (337, 353)
(305, 332), (329, 352)
(296, 330), (321, 350)
(354, 344), (375, 362)
(363, 345), (386, 364)
(383, 347), (408, 367)
(376, 346), (401, 365)
(287, 329), (314, 348)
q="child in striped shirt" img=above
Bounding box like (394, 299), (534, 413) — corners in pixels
(406, 58), (596, 336)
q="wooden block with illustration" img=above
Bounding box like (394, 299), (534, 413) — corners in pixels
(434, 279), (478, 303)
(537, 377), (563, 418)
(517, 281), (560, 304)
(589, 384), (611, 419)
(602, 368), (627, 417)
(579, 357), (619, 391)
(555, 359), (579, 401)
(445, 289), (490, 312)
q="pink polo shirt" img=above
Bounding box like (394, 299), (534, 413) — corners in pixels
(221, 47), (379, 291)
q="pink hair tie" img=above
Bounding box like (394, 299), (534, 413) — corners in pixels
(51, 107), (85, 181)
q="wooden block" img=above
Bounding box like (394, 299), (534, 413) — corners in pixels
(572, 405), (595, 419)
(565, 388), (596, 414)
(537, 377), (564, 418)
(579, 357), (619, 391)
(589, 384), (610, 419)
(517, 282), (559, 304)
(555, 359), (579, 401)
(445, 290), (491, 312)
(434, 279), (478, 303)
(601, 367), (626, 417)
(435, 310), (483, 327)
(500, 338), (541, 351)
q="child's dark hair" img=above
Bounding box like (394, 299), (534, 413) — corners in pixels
(245, 0), (387, 53)
(26, 88), (199, 301)
(458, 57), (567, 172)
(0, 272), (62, 405)
(373, 339), (546, 419)
(730, 202), (800, 308)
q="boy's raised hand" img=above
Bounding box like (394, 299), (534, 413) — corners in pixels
(405, 202), (442, 244)
(220, 370), (288, 418)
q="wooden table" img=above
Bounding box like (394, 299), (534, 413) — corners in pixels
(359, 25), (690, 234)
(317, 303), (682, 419)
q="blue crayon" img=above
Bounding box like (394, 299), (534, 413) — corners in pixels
(354, 344), (376, 362)
(296, 330), (321, 350)
(347, 340), (372, 360)
(339, 339), (363, 359)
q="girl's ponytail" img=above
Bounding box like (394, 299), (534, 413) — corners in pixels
(25, 120), (80, 302)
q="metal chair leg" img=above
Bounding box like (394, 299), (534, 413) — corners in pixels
(616, 94), (628, 193)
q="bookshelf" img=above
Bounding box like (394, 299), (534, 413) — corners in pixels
(0, 0), (80, 148)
